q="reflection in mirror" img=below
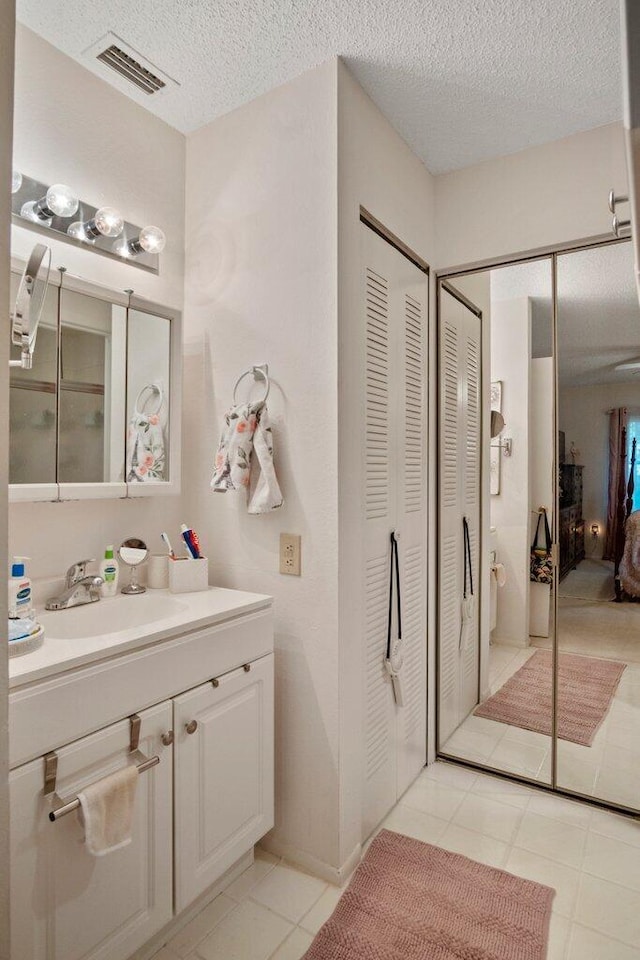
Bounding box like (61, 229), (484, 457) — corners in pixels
(438, 258), (554, 786)
(58, 289), (127, 483)
(8, 269), (58, 483)
(118, 538), (149, 595)
(556, 240), (640, 811)
(126, 308), (171, 483)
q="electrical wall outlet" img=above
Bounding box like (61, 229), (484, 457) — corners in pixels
(279, 533), (301, 576)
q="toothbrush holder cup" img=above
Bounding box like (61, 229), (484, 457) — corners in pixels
(168, 556), (209, 594)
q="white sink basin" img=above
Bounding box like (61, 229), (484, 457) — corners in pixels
(39, 593), (189, 640)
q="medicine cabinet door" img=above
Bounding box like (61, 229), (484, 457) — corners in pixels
(57, 285), (127, 494)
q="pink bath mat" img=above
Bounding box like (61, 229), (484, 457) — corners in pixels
(303, 829), (554, 960)
(474, 649), (625, 746)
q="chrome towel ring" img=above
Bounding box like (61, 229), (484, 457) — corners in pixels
(233, 363), (270, 405)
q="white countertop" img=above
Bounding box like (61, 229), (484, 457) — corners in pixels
(9, 586), (272, 689)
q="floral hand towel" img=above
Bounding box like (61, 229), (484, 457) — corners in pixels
(211, 402), (283, 514)
(126, 412), (165, 482)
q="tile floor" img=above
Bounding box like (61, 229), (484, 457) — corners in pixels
(439, 598), (640, 808)
(151, 760), (640, 960)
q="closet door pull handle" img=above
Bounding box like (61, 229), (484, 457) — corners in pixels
(185, 720), (198, 735)
(161, 730), (174, 746)
(243, 663), (251, 672)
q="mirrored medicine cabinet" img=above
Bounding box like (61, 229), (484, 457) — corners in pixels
(8, 258), (182, 502)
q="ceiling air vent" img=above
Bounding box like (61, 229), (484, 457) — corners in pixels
(83, 33), (178, 99)
(97, 44), (166, 95)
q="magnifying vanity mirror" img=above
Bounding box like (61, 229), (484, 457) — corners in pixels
(9, 242), (51, 370)
(118, 538), (149, 595)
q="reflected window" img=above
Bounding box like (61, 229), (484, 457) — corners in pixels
(628, 412), (640, 512)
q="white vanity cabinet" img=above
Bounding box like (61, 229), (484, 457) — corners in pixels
(8, 590), (274, 960)
(174, 655), (274, 910)
(10, 701), (174, 960)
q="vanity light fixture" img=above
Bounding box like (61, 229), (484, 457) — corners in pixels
(67, 206), (124, 242)
(115, 225), (166, 258)
(12, 173), (163, 273)
(20, 183), (79, 225)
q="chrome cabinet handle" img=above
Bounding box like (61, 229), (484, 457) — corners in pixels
(185, 720), (198, 735)
(161, 730), (174, 746)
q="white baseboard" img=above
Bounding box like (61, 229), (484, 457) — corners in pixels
(259, 836), (362, 886)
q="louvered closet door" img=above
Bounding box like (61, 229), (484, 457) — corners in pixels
(438, 286), (482, 746)
(361, 225), (428, 838)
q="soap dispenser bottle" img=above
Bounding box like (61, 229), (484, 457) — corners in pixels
(99, 546), (119, 598)
(8, 557), (34, 619)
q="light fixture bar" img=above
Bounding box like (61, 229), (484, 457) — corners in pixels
(11, 173), (163, 274)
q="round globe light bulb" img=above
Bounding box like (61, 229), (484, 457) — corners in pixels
(67, 221), (93, 243)
(45, 183), (79, 218)
(94, 206), (124, 238)
(113, 237), (132, 258)
(20, 201), (45, 224)
(11, 170), (22, 194)
(139, 225), (166, 254)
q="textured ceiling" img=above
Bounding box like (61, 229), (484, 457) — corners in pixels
(17, 0), (621, 174)
(488, 242), (640, 387)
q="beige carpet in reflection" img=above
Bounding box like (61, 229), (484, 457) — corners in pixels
(303, 830), (554, 960)
(558, 558), (615, 602)
(474, 649), (625, 745)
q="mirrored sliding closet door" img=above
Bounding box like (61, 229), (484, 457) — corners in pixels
(438, 238), (640, 816)
(438, 257), (555, 786)
(556, 240), (640, 812)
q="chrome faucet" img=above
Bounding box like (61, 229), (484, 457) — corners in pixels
(45, 559), (104, 611)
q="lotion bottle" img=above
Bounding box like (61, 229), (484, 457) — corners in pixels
(8, 557), (34, 619)
(99, 546), (119, 598)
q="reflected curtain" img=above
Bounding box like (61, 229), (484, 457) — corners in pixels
(603, 407), (628, 560)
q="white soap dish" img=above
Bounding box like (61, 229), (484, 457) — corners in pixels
(8, 624), (45, 658)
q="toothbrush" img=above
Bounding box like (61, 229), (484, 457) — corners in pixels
(161, 531), (176, 559)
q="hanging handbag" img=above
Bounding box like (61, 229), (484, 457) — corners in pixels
(530, 509), (553, 584)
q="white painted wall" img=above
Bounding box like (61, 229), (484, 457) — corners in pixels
(0, 6), (15, 956)
(559, 382), (640, 558)
(436, 123), (628, 269)
(9, 26), (186, 580)
(489, 297), (531, 645)
(337, 60), (435, 861)
(183, 60), (341, 878)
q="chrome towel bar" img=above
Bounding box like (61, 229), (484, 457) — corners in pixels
(48, 753), (160, 822)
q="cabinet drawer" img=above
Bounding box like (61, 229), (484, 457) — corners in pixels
(10, 607), (273, 768)
(10, 702), (173, 960)
(174, 654), (274, 911)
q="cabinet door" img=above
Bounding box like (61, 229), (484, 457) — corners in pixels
(174, 654), (274, 911)
(10, 701), (173, 960)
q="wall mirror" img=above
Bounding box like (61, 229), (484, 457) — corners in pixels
(556, 240), (640, 811)
(8, 261), (181, 501)
(437, 238), (640, 815)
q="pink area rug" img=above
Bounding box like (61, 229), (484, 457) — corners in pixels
(303, 830), (554, 960)
(475, 649), (626, 746)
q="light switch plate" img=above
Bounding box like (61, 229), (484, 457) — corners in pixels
(280, 533), (301, 576)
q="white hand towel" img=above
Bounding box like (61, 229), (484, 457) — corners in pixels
(77, 764), (138, 857)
